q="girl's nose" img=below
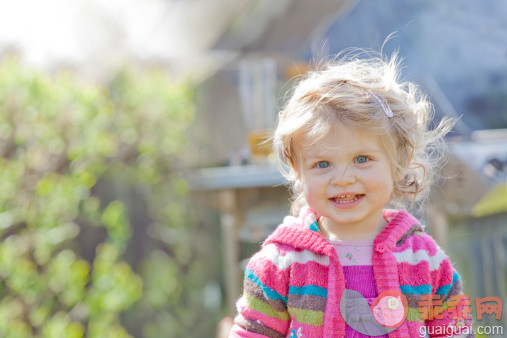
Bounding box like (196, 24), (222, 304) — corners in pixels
(330, 165), (356, 186)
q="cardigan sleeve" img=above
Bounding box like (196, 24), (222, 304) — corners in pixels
(230, 243), (291, 338)
(422, 237), (475, 337)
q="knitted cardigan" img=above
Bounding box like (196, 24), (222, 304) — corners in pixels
(230, 207), (474, 337)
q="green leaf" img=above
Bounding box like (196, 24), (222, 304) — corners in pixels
(101, 201), (131, 251)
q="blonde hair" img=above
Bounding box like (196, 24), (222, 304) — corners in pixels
(273, 52), (454, 216)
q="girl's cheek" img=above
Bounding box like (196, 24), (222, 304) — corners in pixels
(305, 174), (323, 186)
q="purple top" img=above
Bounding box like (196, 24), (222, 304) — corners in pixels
(330, 240), (388, 338)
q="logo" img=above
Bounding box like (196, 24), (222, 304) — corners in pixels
(418, 294), (502, 321)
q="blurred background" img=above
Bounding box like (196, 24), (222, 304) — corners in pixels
(0, 0), (505, 337)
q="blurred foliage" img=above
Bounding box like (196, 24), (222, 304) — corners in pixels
(0, 56), (219, 337)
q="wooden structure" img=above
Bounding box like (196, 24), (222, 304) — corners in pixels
(187, 164), (288, 316)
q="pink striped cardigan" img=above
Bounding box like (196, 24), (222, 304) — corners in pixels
(230, 207), (474, 337)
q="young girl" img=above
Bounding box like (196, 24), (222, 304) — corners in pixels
(230, 54), (474, 337)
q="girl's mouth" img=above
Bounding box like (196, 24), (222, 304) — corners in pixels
(330, 194), (365, 208)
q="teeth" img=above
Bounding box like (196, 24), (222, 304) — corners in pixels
(333, 194), (361, 203)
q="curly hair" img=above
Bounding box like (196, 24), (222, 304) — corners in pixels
(273, 52), (454, 216)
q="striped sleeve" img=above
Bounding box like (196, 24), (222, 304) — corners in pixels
(230, 244), (291, 338)
(423, 238), (475, 337)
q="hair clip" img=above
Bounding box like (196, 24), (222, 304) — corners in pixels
(367, 89), (393, 118)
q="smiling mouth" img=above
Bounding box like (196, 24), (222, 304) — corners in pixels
(331, 194), (365, 204)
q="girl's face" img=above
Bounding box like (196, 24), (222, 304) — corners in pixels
(299, 124), (394, 238)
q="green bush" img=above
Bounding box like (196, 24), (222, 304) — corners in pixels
(0, 56), (217, 337)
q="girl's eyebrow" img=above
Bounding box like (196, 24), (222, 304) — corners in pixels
(353, 148), (383, 154)
(304, 148), (382, 159)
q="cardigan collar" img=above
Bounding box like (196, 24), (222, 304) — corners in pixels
(263, 206), (420, 255)
(262, 206), (421, 337)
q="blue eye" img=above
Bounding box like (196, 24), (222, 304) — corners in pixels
(316, 161), (330, 168)
(355, 156), (369, 164)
